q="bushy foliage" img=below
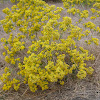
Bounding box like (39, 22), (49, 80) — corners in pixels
(43, 0), (62, 3)
(62, 0), (100, 9)
(0, 0), (99, 92)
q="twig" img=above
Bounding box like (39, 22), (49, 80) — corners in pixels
(21, 87), (29, 97)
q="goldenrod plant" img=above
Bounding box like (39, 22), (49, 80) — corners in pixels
(0, 0), (99, 92)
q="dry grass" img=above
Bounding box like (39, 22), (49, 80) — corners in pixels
(0, 1), (100, 100)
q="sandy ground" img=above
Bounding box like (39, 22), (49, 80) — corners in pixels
(0, 1), (100, 100)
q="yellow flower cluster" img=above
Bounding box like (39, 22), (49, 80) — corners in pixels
(77, 69), (87, 79)
(83, 30), (90, 36)
(93, 2), (100, 9)
(85, 37), (99, 45)
(2, 7), (10, 15)
(54, 7), (63, 14)
(67, 8), (80, 15)
(90, 16), (96, 20)
(62, 0), (84, 9)
(83, 21), (96, 30)
(91, 8), (97, 13)
(69, 25), (85, 40)
(80, 10), (89, 18)
(62, 0), (99, 9)
(0, 67), (20, 91)
(1, 20), (13, 33)
(1, 33), (26, 64)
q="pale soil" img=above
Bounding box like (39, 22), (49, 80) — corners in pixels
(0, 1), (100, 100)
